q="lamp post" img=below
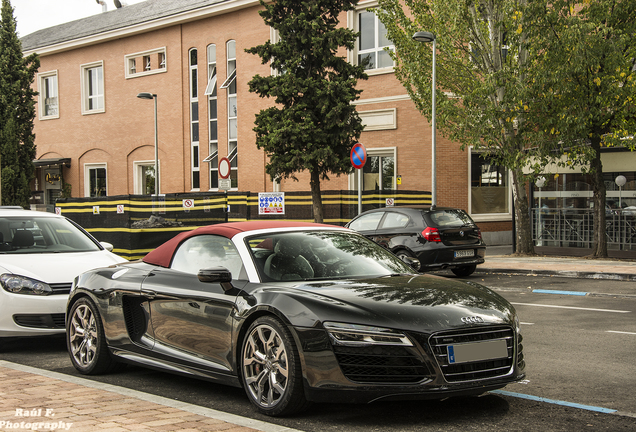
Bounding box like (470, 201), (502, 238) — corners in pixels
(412, 31), (437, 208)
(136, 92), (159, 196)
(615, 175), (626, 209)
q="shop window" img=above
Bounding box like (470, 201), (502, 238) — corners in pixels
(84, 164), (107, 197)
(470, 151), (510, 216)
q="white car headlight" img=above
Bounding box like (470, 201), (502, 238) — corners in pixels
(0, 274), (52, 295)
(323, 322), (413, 347)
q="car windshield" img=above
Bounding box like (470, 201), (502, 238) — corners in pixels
(246, 230), (414, 282)
(428, 209), (475, 227)
(0, 217), (101, 254)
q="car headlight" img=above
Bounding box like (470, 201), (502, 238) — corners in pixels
(0, 274), (52, 296)
(323, 322), (413, 347)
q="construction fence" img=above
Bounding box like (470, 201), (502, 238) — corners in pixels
(56, 190), (431, 260)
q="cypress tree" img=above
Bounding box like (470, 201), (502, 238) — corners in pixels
(0, 0), (39, 208)
(247, 0), (367, 223)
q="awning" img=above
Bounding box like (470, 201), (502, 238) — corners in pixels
(33, 158), (71, 168)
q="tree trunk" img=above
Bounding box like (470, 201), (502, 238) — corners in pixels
(511, 168), (535, 255)
(589, 137), (607, 257)
(310, 170), (324, 223)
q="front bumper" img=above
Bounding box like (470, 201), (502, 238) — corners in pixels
(293, 325), (525, 404)
(0, 290), (68, 337)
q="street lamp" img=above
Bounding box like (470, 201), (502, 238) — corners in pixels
(136, 92), (159, 196)
(615, 175), (626, 208)
(412, 31), (437, 208)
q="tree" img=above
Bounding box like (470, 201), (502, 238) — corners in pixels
(376, 0), (542, 255)
(523, 0), (636, 257)
(247, 0), (367, 223)
(0, 0), (39, 208)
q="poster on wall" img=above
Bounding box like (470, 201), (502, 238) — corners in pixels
(259, 192), (285, 215)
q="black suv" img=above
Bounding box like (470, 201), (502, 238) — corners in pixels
(346, 206), (486, 277)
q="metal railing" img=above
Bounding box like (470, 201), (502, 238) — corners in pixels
(532, 208), (636, 251)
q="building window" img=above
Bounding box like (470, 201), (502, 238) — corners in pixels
(81, 61), (104, 114)
(223, 40), (238, 189)
(84, 164), (107, 197)
(38, 71), (59, 119)
(470, 150), (510, 216)
(134, 161), (157, 195)
(124, 47), (167, 79)
(189, 48), (200, 190)
(351, 148), (396, 191)
(357, 10), (394, 71)
(203, 44), (219, 189)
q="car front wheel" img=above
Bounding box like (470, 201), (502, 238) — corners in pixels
(451, 264), (477, 277)
(241, 316), (309, 416)
(67, 297), (119, 375)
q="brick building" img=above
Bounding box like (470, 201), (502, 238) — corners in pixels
(22, 0), (514, 245)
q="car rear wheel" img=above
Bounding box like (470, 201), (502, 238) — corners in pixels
(451, 264), (477, 277)
(67, 297), (119, 375)
(241, 316), (310, 416)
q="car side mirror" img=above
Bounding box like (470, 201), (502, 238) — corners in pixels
(198, 267), (232, 284)
(401, 256), (421, 271)
(100, 241), (114, 252)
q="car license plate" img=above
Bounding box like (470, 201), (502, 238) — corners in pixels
(447, 339), (508, 364)
(454, 249), (474, 258)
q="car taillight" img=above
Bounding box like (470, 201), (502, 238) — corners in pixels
(422, 227), (441, 242)
(476, 228), (482, 239)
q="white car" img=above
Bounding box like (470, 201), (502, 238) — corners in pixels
(0, 207), (123, 339)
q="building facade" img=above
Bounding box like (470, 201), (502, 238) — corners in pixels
(22, 0), (516, 244)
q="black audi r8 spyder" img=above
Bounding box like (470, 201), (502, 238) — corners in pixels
(65, 221), (525, 416)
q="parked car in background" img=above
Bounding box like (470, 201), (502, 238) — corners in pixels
(0, 207), (123, 341)
(66, 221), (524, 416)
(346, 206), (486, 277)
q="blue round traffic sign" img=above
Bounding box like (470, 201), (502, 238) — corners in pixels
(350, 143), (367, 169)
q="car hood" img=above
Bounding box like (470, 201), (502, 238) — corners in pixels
(268, 274), (515, 333)
(0, 250), (123, 284)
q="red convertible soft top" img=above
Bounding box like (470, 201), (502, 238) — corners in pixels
(142, 221), (338, 268)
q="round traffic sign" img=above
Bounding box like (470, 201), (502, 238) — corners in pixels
(219, 157), (231, 179)
(350, 143), (367, 169)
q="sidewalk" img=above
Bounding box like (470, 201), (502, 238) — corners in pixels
(480, 246), (636, 282)
(0, 361), (299, 432)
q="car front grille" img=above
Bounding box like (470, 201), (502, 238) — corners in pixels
(332, 344), (431, 383)
(13, 314), (66, 329)
(49, 283), (72, 295)
(428, 326), (515, 382)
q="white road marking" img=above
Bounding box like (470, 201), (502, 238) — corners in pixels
(606, 330), (636, 335)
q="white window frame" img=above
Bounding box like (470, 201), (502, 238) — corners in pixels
(347, 1), (395, 76)
(468, 147), (513, 222)
(124, 47), (167, 79)
(84, 163), (107, 197)
(133, 160), (158, 195)
(204, 44), (219, 190)
(225, 40), (238, 190)
(189, 48), (200, 191)
(80, 61), (105, 115)
(38, 70), (59, 120)
(348, 147), (397, 190)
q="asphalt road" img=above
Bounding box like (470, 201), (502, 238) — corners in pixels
(1, 273), (635, 431)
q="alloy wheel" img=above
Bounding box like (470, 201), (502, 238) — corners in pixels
(69, 304), (98, 368)
(242, 323), (289, 408)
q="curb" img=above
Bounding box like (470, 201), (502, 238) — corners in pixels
(475, 267), (636, 282)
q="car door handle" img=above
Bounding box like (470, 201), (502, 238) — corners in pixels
(141, 290), (156, 299)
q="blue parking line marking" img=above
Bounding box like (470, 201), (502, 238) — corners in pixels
(490, 390), (617, 414)
(532, 289), (588, 296)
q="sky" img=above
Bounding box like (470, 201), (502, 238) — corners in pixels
(12, 0), (147, 38)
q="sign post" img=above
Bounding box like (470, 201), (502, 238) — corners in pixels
(218, 157), (231, 212)
(350, 143), (367, 215)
